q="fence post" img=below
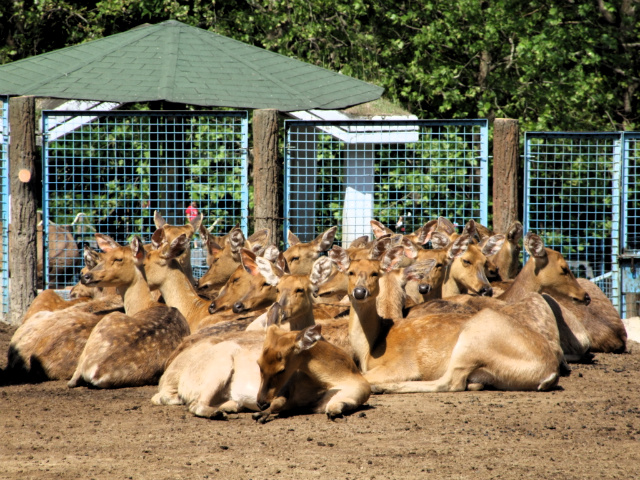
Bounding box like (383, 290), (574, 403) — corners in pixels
(492, 118), (519, 233)
(8, 96), (38, 324)
(252, 109), (280, 246)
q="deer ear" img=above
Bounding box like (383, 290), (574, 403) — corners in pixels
(262, 245), (280, 263)
(154, 211), (166, 229)
(419, 219), (438, 244)
(329, 245), (350, 272)
(316, 226), (337, 252)
(404, 258), (436, 282)
(228, 229), (246, 254)
(287, 230), (301, 246)
(380, 246), (405, 272)
(295, 324), (322, 352)
(256, 257), (282, 285)
(370, 220), (391, 239)
(524, 232), (547, 259)
(430, 232), (451, 250)
(130, 236), (146, 264)
(437, 216), (457, 236)
(310, 257), (333, 286)
(266, 302), (282, 327)
(448, 234), (471, 260)
(95, 233), (120, 252)
(199, 224), (209, 243)
(162, 234), (189, 260)
(151, 228), (166, 249)
(240, 249), (259, 275)
(482, 234), (506, 257)
(507, 221), (523, 243)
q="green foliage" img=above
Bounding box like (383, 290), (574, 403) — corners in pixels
(1, 1), (638, 131)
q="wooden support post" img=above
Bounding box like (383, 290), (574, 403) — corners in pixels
(252, 109), (280, 246)
(8, 96), (38, 325)
(492, 118), (519, 233)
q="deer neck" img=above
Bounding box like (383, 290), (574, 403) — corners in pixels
(118, 269), (156, 316)
(157, 262), (207, 319)
(348, 295), (383, 373)
(498, 260), (539, 303)
(442, 266), (463, 297)
(287, 307), (316, 331)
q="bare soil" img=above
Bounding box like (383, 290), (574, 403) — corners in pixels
(1, 321), (639, 480)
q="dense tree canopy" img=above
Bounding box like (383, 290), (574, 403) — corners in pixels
(1, 0), (638, 131)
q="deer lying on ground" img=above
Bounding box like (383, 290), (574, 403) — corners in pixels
(151, 256), (339, 418)
(7, 291), (124, 382)
(476, 221), (523, 281)
(329, 243), (566, 393)
(253, 323), (371, 423)
(67, 234), (189, 388)
(196, 226), (270, 295)
(153, 210), (203, 286)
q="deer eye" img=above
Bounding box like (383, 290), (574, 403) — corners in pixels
(561, 267), (570, 275)
(348, 271), (355, 276)
(262, 282), (270, 288)
(435, 263), (443, 268)
(291, 257), (300, 262)
(233, 277), (240, 284)
(113, 258), (123, 263)
(462, 259), (471, 266)
(371, 272), (379, 277)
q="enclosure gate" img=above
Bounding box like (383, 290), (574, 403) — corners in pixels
(524, 132), (640, 317)
(0, 97), (8, 316)
(42, 110), (249, 291)
(283, 119), (489, 246)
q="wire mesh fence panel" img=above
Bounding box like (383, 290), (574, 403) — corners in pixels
(0, 97), (8, 315)
(42, 110), (249, 292)
(621, 132), (640, 317)
(284, 119), (488, 247)
(524, 132), (621, 311)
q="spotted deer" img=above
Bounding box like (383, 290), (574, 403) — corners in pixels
(253, 323), (371, 423)
(329, 244), (566, 393)
(67, 234), (189, 388)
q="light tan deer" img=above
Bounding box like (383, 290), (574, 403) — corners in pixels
(253, 323), (371, 423)
(329, 244), (565, 393)
(283, 226), (337, 275)
(68, 234), (189, 388)
(477, 221), (524, 281)
(151, 257), (339, 419)
(153, 210), (203, 286)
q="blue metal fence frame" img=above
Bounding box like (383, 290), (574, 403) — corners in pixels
(42, 110), (249, 292)
(0, 97), (8, 316)
(523, 131), (638, 314)
(283, 119), (489, 247)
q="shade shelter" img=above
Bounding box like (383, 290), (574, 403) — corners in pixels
(0, 20), (383, 323)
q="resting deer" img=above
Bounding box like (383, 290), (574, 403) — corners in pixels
(68, 234), (189, 388)
(253, 323), (371, 423)
(283, 226), (337, 275)
(476, 221), (523, 281)
(151, 256), (339, 419)
(153, 210), (203, 286)
(196, 227), (270, 294)
(329, 244), (565, 393)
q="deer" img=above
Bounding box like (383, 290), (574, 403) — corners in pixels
(150, 256), (341, 419)
(283, 226), (337, 275)
(252, 323), (371, 423)
(328, 243), (566, 393)
(7, 286), (124, 382)
(476, 220), (524, 281)
(67, 234), (190, 388)
(196, 226), (270, 295)
(153, 210), (203, 286)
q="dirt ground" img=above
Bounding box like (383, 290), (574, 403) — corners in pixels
(1, 321), (639, 480)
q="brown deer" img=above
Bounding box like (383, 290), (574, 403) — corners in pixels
(329, 244), (565, 393)
(196, 227), (270, 295)
(67, 234), (189, 388)
(477, 220), (524, 281)
(283, 226), (337, 275)
(153, 210), (203, 286)
(253, 323), (371, 423)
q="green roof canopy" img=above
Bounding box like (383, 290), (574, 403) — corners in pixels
(0, 20), (383, 111)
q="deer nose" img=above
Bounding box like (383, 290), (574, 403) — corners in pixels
(418, 284), (431, 295)
(478, 286), (493, 297)
(80, 273), (93, 285)
(208, 301), (216, 314)
(583, 293), (591, 306)
(232, 302), (245, 314)
(353, 287), (368, 300)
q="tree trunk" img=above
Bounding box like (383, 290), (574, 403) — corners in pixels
(492, 118), (519, 233)
(252, 109), (280, 246)
(8, 96), (38, 325)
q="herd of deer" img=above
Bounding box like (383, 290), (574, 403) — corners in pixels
(4, 211), (627, 422)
